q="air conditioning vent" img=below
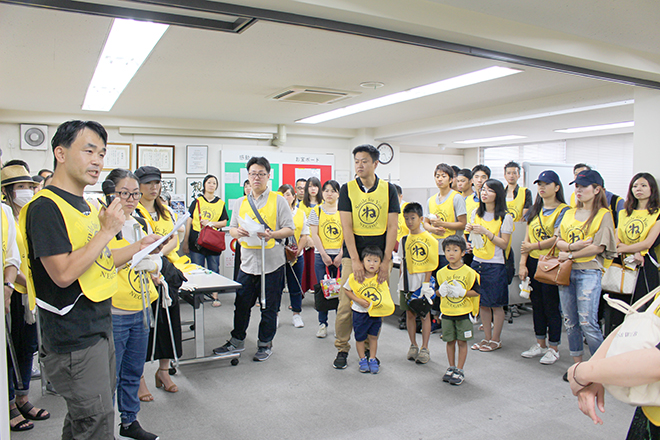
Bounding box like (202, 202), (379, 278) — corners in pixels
(267, 86), (359, 105)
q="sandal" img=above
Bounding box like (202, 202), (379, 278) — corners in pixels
(471, 339), (489, 351)
(17, 401), (50, 421)
(138, 376), (154, 402)
(480, 340), (502, 352)
(155, 368), (178, 393)
(10, 407), (34, 431)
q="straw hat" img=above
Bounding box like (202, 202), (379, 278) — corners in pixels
(1, 165), (36, 187)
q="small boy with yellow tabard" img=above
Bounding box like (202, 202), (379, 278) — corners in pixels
(436, 235), (480, 386)
(397, 202), (438, 364)
(344, 246), (395, 374)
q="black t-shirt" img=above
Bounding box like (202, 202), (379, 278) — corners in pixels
(26, 186), (112, 354)
(338, 176), (400, 257)
(187, 196), (229, 255)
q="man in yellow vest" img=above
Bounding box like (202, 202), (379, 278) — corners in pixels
(21, 121), (161, 439)
(503, 161), (533, 223)
(333, 145), (400, 369)
(213, 156), (294, 362)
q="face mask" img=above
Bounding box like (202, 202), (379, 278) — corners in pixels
(13, 189), (34, 208)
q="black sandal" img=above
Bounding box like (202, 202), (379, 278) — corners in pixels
(17, 401), (50, 421)
(10, 407), (34, 431)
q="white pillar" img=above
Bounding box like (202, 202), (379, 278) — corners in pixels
(633, 88), (660, 178)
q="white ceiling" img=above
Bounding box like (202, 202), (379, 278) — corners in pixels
(0, 0), (654, 151)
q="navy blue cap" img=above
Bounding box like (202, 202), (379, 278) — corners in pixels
(570, 169), (604, 187)
(534, 170), (560, 185)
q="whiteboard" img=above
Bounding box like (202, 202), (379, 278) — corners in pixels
(523, 162), (575, 202)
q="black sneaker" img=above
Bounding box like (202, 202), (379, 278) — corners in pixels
(253, 346), (272, 362)
(213, 340), (245, 356)
(119, 421), (159, 440)
(562, 372), (569, 382)
(333, 351), (348, 369)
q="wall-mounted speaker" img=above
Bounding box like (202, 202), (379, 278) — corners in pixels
(20, 124), (48, 151)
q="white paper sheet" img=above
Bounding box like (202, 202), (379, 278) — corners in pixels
(238, 214), (265, 247)
(130, 212), (190, 269)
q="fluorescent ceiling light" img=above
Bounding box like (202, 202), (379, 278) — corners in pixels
(455, 135), (527, 144)
(83, 19), (168, 111)
(554, 121), (634, 133)
(296, 66), (522, 124)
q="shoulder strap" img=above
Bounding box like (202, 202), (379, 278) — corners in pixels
(247, 194), (282, 244)
(402, 235), (409, 293)
(133, 215), (150, 235)
(610, 195), (620, 228)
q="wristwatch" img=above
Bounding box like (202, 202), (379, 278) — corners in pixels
(4, 281), (15, 290)
(568, 253), (574, 260)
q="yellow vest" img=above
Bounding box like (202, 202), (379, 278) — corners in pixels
(528, 204), (569, 259)
(191, 197), (226, 232)
(108, 233), (158, 311)
(397, 202), (409, 242)
(618, 210), (659, 257)
(404, 231), (439, 274)
(19, 189), (117, 311)
(315, 206), (343, 250)
(570, 192), (577, 208)
(1, 206), (7, 272)
(559, 208), (609, 263)
(472, 214), (510, 260)
(292, 208), (305, 244)
(347, 273), (394, 317)
(347, 179), (389, 236)
(506, 186), (527, 222)
(436, 264), (481, 316)
(135, 203), (183, 263)
(428, 191), (460, 239)
(299, 201), (316, 218)
(643, 290), (660, 425)
(238, 192), (279, 249)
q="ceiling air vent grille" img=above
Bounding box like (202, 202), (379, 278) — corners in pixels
(267, 86), (359, 105)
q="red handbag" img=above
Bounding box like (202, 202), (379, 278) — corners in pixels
(196, 200), (226, 253)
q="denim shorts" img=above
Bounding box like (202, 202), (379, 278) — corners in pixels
(352, 311), (382, 342)
(471, 261), (508, 308)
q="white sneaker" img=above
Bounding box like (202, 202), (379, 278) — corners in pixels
(292, 314), (304, 328)
(521, 343), (548, 358)
(540, 348), (560, 365)
(316, 323), (327, 338)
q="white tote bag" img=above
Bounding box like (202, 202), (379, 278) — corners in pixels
(603, 287), (660, 406)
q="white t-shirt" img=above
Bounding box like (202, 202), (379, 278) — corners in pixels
(343, 279), (369, 313)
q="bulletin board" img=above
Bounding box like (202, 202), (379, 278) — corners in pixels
(221, 150), (334, 219)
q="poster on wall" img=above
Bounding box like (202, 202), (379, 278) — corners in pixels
(186, 177), (204, 207)
(161, 177), (176, 194)
(171, 194), (186, 217)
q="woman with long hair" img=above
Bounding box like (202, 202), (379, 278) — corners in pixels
(2, 164), (50, 432)
(556, 170), (616, 370)
(183, 174), (228, 306)
(608, 173), (660, 329)
(308, 180), (343, 338)
(134, 166), (187, 402)
(104, 169), (160, 439)
(278, 184), (310, 328)
(518, 171), (569, 365)
(300, 177), (323, 292)
(465, 179), (513, 352)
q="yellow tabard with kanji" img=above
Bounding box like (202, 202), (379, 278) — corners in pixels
(404, 231), (439, 274)
(436, 264), (480, 316)
(618, 209), (659, 257)
(347, 179), (389, 236)
(397, 202), (409, 242)
(191, 197), (225, 232)
(428, 191), (460, 239)
(316, 206), (343, 249)
(135, 203), (183, 263)
(238, 192), (279, 249)
(347, 274), (394, 317)
(528, 204), (569, 259)
(108, 234), (158, 311)
(559, 208), (609, 263)
(506, 187), (527, 222)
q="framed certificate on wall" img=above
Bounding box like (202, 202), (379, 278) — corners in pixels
(187, 145), (208, 174)
(136, 144), (175, 173)
(103, 143), (131, 171)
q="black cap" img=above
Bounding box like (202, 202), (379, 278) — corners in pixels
(570, 169), (604, 187)
(134, 166), (161, 184)
(534, 170), (560, 185)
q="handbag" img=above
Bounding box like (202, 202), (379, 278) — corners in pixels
(534, 241), (572, 286)
(284, 236), (299, 263)
(320, 267), (341, 299)
(602, 262), (639, 295)
(195, 200), (226, 253)
(603, 287), (660, 406)
(314, 278), (339, 312)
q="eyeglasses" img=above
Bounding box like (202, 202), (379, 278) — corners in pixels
(116, 191), (142, 200)
(248, 172), (269, 179)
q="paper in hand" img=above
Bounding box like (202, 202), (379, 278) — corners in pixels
(130, 212), (190, 270)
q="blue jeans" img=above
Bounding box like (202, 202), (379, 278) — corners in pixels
(283, 257), (304, 313)
(314, 253), (340, 325)
(113, 312), (150, 425)
(558, 269), (604, 357)
(230, 266), (285, 346)
(7, 290), (38, 402)
(190, 252), (220, 273)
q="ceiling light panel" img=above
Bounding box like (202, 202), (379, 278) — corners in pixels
(296, 66), (522, 124)
(82, 19), (169, 112)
